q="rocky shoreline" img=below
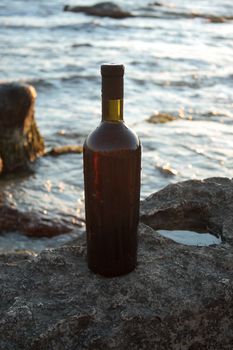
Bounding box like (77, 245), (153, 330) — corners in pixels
(0, 82), (232, 349)
(0, 177), (233, 349)
(0, 226), (232, 349)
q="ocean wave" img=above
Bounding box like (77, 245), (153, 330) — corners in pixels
(60, 74), (97, 83)
(0, 78), (54, 90)
(131, 76), (201, 89)
(21, 78), (54, 89)
(132, 72), (233, 90)
(0, 23), (43, 29)
(49, 21), (102, 31)
(0, 20), (102, 31)
(10, 71), (231, 93)
(0, 73), (97, 91)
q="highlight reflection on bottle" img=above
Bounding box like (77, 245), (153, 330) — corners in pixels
(83, 64), (141, 277)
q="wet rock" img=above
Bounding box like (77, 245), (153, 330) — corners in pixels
(147, 112), (178, 123)
(192, 13), (233, 22)
(0, 205), (75, 237)
(0, 220), (233, 349)
(71, 43), (92, 48)
(45, 145), (83, 157)
(207, 16), (226, 23)
(155, 163), (178, 176)
(64, 2), (133, 19)
(146, 7), (233, 22)
(148, 1), (163, 6)
(0, 177), (233, 349)
(140, 177), (233, 245)
(0, 83), (44, 174)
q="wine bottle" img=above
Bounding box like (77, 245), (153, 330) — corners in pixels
(83, 64), (141, 277)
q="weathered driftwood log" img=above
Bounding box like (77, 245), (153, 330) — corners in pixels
(0, 83), (44, 174)
(64, 2), (134, 19)
(0, 178), (232, 349)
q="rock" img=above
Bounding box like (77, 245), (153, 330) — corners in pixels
(0, 205), (77, 237)
(0, 177), (233, 349)
(190, 13), (233, 22)
(0, 221), (232, 349)
(71, 43), (92, 48)
(207, 16), (226, 23)
(64, 2), (133, 19)
(195, 13), (233, 22)
(0, 83), (44, 174)
(147, 112), (178, 123)
(140, 177), (233, 245)
(155, 163), (178, 177)
(45, 145), (83, 157)
(149, 1), (163, 6)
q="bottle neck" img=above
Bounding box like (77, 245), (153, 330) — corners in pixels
(101, 75), (124, 122)
(102, 98), (123, 122)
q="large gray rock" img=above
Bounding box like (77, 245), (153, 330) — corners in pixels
(0, 83), (44, 174)
(0, 177), (232, 349)
(64, 2), (133, 19)
(140, 177), (233, 245)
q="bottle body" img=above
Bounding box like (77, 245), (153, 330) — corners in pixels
(83, 64), (141, 277)
(83, 121), (141, 277)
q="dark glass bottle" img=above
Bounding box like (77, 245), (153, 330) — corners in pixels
(83, 64), (141, 277)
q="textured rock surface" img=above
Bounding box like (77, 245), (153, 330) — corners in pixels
(140, 177), (233, 245)
(64, 2), (133, 19)
(0, 83), (44, 173)
(0, 224), (232, 349)
(0, 203), (84, 237)
(0, 178), (233, 349)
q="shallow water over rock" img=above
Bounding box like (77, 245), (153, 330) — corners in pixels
(158, 229), (222, 246)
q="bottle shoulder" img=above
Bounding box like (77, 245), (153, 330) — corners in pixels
(84, 121), (140, 153)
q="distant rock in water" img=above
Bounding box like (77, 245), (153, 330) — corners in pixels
(71, 43), (92, 48)
(155, 163), (178, 177)
(45, 145), (83, 157)
(147, 112), (178, 124)
(207, 16), (226, 23)
(148, 1), (163, 6)
(0, 83), (44, 174)
(64, 2), (133, 19)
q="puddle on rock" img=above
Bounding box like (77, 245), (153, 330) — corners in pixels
(158, 230), (222, 246)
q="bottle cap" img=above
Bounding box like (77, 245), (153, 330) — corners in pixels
(101, 64), (125, 77)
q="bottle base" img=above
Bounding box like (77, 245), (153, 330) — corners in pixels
(88, 261), (137, 278)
